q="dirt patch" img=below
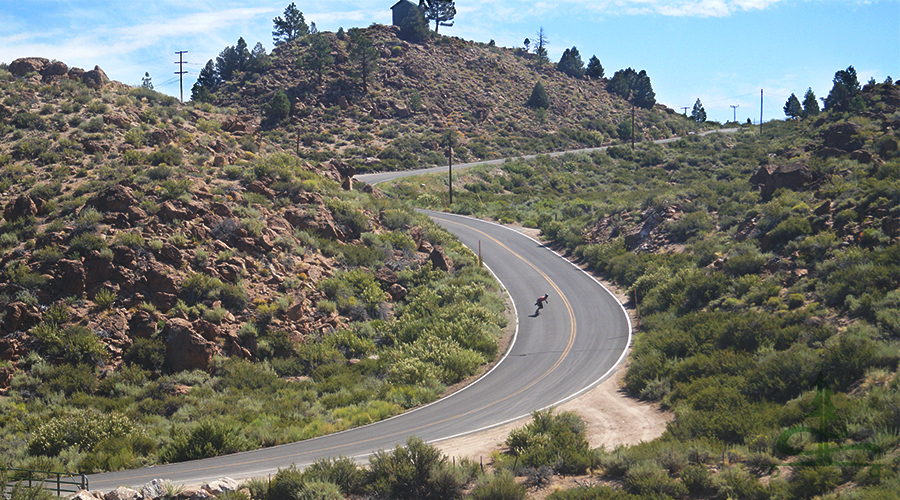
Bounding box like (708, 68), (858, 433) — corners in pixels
(436, 222), (673, 463)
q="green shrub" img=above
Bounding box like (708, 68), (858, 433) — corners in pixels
(93, 288), (117, 309)
(367, 436), (451, 500)
(27, 409), (148, 456)
(504, 409), (591, 474)
(124, 337), (165, 371)
(148, 145), (183, 166)
(162, 420), (250, 463)
(69, 233), (107, 256)
(469, 470), (525, 500)
(623, 461), (688, 498)
(32, 323), (107, 365)
(301, 456), (365, 496)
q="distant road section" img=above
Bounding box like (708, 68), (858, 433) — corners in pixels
(357, 128), (738, 185)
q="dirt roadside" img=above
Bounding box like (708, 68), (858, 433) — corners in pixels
(435, 224), (673, 463)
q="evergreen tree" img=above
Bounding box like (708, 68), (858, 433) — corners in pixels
(586, 55), (604, 79)
(418, 0), (456, 34)
(557, 47), (585, 79)
(266, 90), (291, 124)
(215, 38), (251, 82)
(823, 65), (860, 112)
(534, 27), (549, 63)
(249, 42), (271, 74)
(802, 87), (820, 117)
(302, 33), (334, 85)
(399, 5), (430, 43)
(141, 72), (153, 90)
(190, 82), (212, 103)
(197, 59), (219, 89)
(691, 98), (707, 122)
(348, 28), (378, 92)
(607, 68), (656, 109)
(523, 38), (531, 52)
(272, 2), (309, 46)
(526, 81), (550, 109)
(783, 93), (802, 119)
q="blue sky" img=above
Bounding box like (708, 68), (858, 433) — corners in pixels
(1, 0), (897, 123)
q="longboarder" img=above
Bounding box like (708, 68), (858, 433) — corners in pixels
(535, 293), (549, 315)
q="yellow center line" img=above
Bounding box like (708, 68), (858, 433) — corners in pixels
(92, 216), (579, 485)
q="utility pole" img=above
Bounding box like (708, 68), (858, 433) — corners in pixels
(680, 106), (689, 115)
(730, 104), (739, 123)
(174, 51), (188, 102)
(447, 129), (454, 205)
(631, 100), (636, 150)
(759, 89), (764, 136)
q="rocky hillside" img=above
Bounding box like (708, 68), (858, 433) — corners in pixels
(0, 59), (452, 384)
(208, 24), (695, 171)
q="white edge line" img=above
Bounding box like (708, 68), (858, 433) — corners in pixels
(422, 210), (633, 444)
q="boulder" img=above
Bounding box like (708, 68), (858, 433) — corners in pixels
(128, 310), (159, 339)
(41, 61), (69, 82)
(68, 491), (102, 500)
(104, 486), (140, 500)
(149, 128), (177, 146)
(201, 478), (240, 496)
(67, 67), (85, 80)
(1, 302), (42, 334)
(4, 195), (38, 221)
(429, 246), (453, 272)
(82, 65), (109, 89)
(140, 480), (170, 500)
(163, 319), (222, 372)
(9, 57), (50, 76)
(52, 259), (86, 296)
(822, 122), (863, 151)
(87, 184), (139, 213)
(375, 267), (399, 286)
(388, 283), (408, 301)
(750, 163), (813, 199)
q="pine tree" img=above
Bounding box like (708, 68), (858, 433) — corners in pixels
(607, 68), (656, 109)
(783, 93), (802, 119)
(419, 0), (456, 34)
(197, 59), (219, 89)
(586, 56), (604, 79)
(526, 81), (550, 109)
(802, 88), (820, 117)
(399, 5), (430, 43)
(534, 27), (549, 63)
(557, 47), (585, 79)
(141, 72), (154, 90)
(823, 65), (861, 112)
(691, 98), (707, 123)
(272, 2), (309, 46)
(265, 90), (291, 124)
(302, 33), (334, 85)
(249, 42), (271, 74)
(348, 28), (378, 92)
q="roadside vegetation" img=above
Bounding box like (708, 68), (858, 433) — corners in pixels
(382, 78), (900, 498)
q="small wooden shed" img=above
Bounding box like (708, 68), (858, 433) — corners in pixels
(391, 0), (418, 27)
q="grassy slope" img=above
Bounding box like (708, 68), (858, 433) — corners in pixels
(383, 82), (900, 499)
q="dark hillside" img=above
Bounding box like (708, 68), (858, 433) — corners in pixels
(207, 25), (695, 171)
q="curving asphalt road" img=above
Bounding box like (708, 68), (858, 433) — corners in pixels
(87, 160), (636, 493)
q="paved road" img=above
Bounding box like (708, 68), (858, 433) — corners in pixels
(357, 128), (738, 185)
(87, 131), (733, 490)
(87, 217), (631, 492)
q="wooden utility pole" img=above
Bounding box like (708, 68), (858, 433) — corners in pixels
(174, 51), (188, 102)
(760, 89), (764, 136)
(631, 100), (636, 150)
(446, 129), (454, 205)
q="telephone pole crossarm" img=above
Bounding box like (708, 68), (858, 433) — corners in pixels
(174, 51), (188, 103)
